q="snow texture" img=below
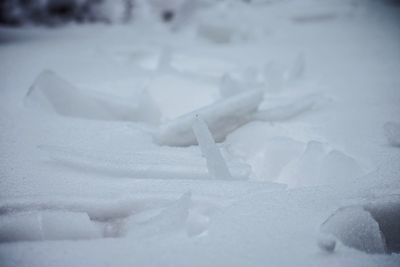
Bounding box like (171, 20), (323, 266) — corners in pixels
(1, 0), (400, 266)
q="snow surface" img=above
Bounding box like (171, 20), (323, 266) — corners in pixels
(1, 0), (400, 266)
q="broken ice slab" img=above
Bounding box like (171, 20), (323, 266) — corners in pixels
(278, 141), (364, 188)
(0, 210), (101, 242)
(154, 89), (264, 146)
(25, 70), (161, 124)
(320, 197), (400, 254)
(124, 192), (191, 239)
(39, 145), (251, 180)
(320, 206), (386, 254)
(192, 115), (232, 180)
(384, 121), (400, 147)
(219, 74), (245, 98)
(252, 94), (326, 122)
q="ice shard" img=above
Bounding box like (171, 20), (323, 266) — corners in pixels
(25, 70), (161, 124)
(155, 89), (264, 146)
(192, 115), (232, 180)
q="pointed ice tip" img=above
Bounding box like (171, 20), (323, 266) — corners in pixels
(192, 115), (233, 180)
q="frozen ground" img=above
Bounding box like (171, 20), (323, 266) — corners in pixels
(0, 0), (400, 266)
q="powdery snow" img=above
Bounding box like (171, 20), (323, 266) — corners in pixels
(0, 0), (400, 266)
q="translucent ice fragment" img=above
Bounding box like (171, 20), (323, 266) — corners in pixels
(319, 149), (363, 183)
(0, 211), (101, 242)
(384, 121), (400, 147)
(219, 74), (244, 97)
(124, 192), (191, 239)
(25, 70), (160, 124)
(155, 89), (263, 146)
(320, 206), (386, 254)
(252, 94), (323, 122)
(192, 115), (232, 180)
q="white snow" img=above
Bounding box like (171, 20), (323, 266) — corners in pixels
(1, 0), (400, 266)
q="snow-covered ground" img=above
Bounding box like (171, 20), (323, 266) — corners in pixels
(0, 0), (400, 266)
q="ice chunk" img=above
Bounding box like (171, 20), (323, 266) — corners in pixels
(320, 206), (386, 254)
(155, 89), (264, 146)
(252, 94), (323, 122)
(384, 121), (400, 147)
(319, 149), (363, 183)
(39, 145), (250, 180)
(25, 70), (161, 124)
(279, 141), (363, 187)
(219, 74), (244, 97)
(124, 192), (191, 239)
(192, 115), (232, 180)
(0, 211), (101, 242)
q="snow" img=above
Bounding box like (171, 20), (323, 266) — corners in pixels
(1, 0), (400, 266)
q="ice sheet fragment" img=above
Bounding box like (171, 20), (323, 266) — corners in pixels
(124, 192), (191, 239)
(25, 70), (160, 124)
(320, 206), (386, 254)
(155, 89), (264, 146)
(252, 94), (323, 121)
(192, 115), (232, 180)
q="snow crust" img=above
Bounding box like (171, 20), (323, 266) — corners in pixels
(1, 0), (400, 266)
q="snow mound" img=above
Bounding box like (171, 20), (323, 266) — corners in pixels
(25, 70), (161, 124)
